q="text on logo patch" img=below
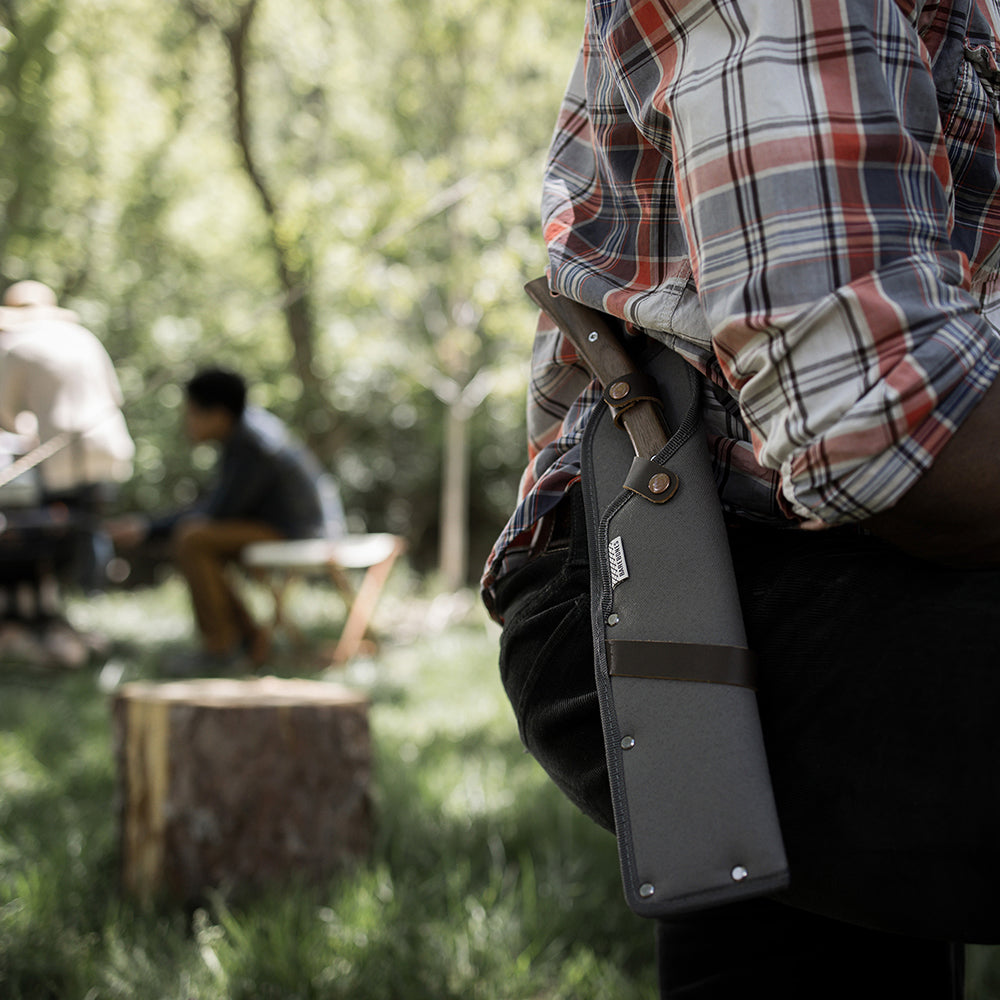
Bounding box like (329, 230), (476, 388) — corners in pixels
(609, 535), (629, 588)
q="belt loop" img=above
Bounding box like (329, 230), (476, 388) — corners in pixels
(566, 482), (589, 567)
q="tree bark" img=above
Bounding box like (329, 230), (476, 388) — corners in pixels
(439, 400), (470, 590)
(221, 2), (333, 448)
(431, 367), (493, 588)
(113, 677), (372, 904)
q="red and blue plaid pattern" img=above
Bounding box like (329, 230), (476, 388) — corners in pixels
(484, 0), (1000, 613)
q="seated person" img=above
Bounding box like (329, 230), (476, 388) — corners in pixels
(0, 280), (134, 588)
(0, 280), (135, 511)
(111, 367), (328, 673)
(0, 279), (135, 668)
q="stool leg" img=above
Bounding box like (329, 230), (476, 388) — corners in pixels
(268, 574), (306, 650)
(330, 544), (402, 664)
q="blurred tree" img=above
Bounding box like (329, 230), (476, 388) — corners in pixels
(182, 0), (330, 440)
(0, 0), (64, 285)
(0, 0), (582, 581)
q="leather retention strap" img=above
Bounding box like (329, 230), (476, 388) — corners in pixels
(606, 639), (758, 690)
(623, 456), (680, 503)
(603, 372), (665, 429)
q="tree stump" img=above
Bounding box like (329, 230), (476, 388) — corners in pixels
(112, 676), (372, 904)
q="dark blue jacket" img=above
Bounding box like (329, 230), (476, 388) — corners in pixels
(150, 407), (327, 540)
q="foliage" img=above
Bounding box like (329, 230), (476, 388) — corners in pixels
(0, 581), (658, 999)
(0, 0), (584, 577)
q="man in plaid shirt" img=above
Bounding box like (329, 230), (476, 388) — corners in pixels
(485, 1), (1000, 996)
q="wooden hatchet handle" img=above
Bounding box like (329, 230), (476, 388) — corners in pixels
(525, 276), (670, 459)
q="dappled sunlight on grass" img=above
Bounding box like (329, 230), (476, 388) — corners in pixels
(0, 576), (658, 999)
(67, 576), (193, 649)
(8, 576), (1000, 997)
(0, 733), (52, 798)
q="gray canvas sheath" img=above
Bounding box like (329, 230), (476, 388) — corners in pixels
(581, 343), (790, 918)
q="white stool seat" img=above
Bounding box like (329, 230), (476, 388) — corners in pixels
(243, 533), (401, 572)
(240, 533), (406, 666)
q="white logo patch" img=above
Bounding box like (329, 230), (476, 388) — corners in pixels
(609, 535), (629, 588)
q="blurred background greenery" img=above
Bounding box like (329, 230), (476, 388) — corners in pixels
(0, 0), (584, 586)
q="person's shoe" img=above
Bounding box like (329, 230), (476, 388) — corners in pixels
(78, 628), (111, 661)
(160, 645), (249, 679)
(0, 622), (52, 670)
(41, 620), (89, 670)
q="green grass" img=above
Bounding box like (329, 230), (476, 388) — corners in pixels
(0, 576), (658, 1000)
(7, 575), (1000, 999)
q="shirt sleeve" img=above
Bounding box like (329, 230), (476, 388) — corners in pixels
(480, 310), (597, 611)
(98, 343), (125, 408)
(590, 0), (1000, 522)
(0, 353), (25, 432)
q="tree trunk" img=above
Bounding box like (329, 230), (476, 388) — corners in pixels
(113, 677), (372, 904)
(438, 400), (470, 590)
(221, 2), (335, 454)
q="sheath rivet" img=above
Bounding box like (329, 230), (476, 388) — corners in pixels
(609, 381), (629, 400)
(731, 865), (749, 882)
(621, 736), (636, 750)
(639, 883), (655, 898)
(648, 473), (672, 494)
(607, 613), (620, 626)
(588, 331), (599, 343)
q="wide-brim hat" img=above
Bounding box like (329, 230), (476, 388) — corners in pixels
(0, 280), (78, 329)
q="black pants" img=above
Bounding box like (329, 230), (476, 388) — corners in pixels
(42, 482), (116, 592)
(493, 483), (993, 998)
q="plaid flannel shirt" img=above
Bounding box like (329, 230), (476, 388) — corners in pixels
(483, 0), (1000, 615)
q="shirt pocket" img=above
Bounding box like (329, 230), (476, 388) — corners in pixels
(955, 42), (1000, 125)
(937, 40), (1000, 268)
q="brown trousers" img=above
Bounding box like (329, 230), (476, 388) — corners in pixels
(171, 518), (282, 654)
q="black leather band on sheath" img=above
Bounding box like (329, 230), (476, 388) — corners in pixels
(606, 639), (758, 689)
